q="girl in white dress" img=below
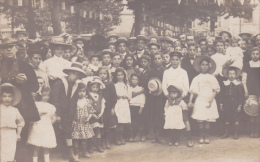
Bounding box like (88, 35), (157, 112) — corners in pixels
(113, 67), (132, 145)
(188, 56), (220, 144)
(0, 83), (24, 162)
(164, 85), (186, 146)
(27, 86), (57, 162)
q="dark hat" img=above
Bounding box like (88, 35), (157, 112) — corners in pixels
(167, 85), (182, 99)
(100, 49), (115, 56)
(222, 66), (242, 79)
(63, 62), (87, 79)
(239, 33), (252, 40)
(147, 42), (160, 49)
(115, 37), (128, 47)
(140, 55), (151, 63)
(219, 31), (232, 38)
(27, 43), (47, 59)
(14, 29), (29, 37)
(169, 51), (182, 58)
(193, 56), (216, 74)
(89, 54), (102, 61)
(160, 36), (173, 45)
(197, 37), (207, 44)
(136, 35), (148, 42)
(0, 38), (17, 48)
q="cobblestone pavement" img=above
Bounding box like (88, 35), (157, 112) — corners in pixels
(51, 135), (260, 162)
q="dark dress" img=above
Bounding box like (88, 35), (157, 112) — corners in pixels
(243, 62), (260, 96)
(181, 57), (199, 86)
(147, 66), (167, 131)
(88, 93), (104, 128)
(50, 77), (78, 139)
(102, 81), (118, 128)
(220, 81), (244, 123)
(243, 49), (251, 65)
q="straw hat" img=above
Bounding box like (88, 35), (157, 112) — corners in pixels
(0, 83), (22, 106)
(82, 76), (105, 89)
(148, 77), (163, 96)
(219, 31), (232, 38)
(100, 49), (115, 56)
(115, 37), (128, 47)
(0, 38), (17, 48)
(193, 56), (216, 74)
(147, 42), (160, 49)
(222, 66), (242, 79)
(167, 85), (182, 99)
(136, 35), (148, 43)
(244, 95), (259, 116)
(63, 62), (87, 79)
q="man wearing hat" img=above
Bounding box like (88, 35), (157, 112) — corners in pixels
(107, 41), (116, 52)
(115, 37), (128, 60)
(100, 49), (114, 69)
(14, 29), (29, 49)
(107, 34), (119, 42)
(133, 35), (149, 67)
(42, 37), (72, 86)
(160, 37), (173, 54)
(186, 35), (195, 44)
(239, 33), (252, 40)
(147, 42), (160, 56)
(50, 62), (87, 162)
(0, 38), (40, 162)
(128, 37), (137, 55)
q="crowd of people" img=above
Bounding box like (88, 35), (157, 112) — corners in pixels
(0, 30), (259, 162)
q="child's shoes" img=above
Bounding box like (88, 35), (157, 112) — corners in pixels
(168, 142), (173, 146)
(187, 140), (194, 147)
(199, 138), (204, 144)
(204, 138), (210, 144)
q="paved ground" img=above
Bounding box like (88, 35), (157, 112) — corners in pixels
(51, 135), (260, 162)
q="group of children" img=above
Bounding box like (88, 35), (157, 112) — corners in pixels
(1, 35), (260, 162)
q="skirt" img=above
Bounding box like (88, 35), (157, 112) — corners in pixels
(27, 119), (57, 148)
(1, 128), (17, 162)
(164, 106), (185, 130)
(115, 99), (131, 124)
(72, 122), (95, 139)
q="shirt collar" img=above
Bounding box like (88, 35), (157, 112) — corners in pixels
(223, 79), (240, 86)
(169, 65), (180, 71)
(249, 60), (260, 68)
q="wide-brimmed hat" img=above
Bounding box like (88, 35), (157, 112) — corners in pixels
(63, 62), (87, 79)
(89, 54), (102, 61)
(239, 33), (252, 40)
(147, 42), (160, 49)
(136, 35), (148, 43)
(100, 49), (115, 56)
(82, 76), (105, 89)
(128, 37), (137, 43)
(167, 85), (182, 99)
(107, 41), (115, 46)
(193, 56), (216, 74)
(148, 77), (163, 96)
(73, 37), (87, 44)
(0, 38), (17, 48)
(0, 83), (22, 106)
(14, 29), (29, 37)
(49, 36), (78, 54)
(197, 37), (207, 45)
(115, 37), (128, 47)
(107, 34), (119, 40)
(244, 95), (259, 116)
(219, 31), (232, 38)
(222, 66), (242, 79)
(160, 36), (173, 45)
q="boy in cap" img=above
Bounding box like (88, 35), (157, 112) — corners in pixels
(162, 52), (193, 147)
(115, 37), (128, 60)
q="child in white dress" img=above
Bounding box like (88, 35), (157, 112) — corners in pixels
(113, 67), (132, 145)
(188, 56), (220, 144)
(27, 86), (57, 162)
(164, 85), (186, 146)
(0, 83), (25, 162)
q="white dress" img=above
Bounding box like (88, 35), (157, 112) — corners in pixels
(27, 102), (57, 148)
(114, 82), (132, 124)
(190, 74), (220, 122)
(0, 104), (25, 162)
(164, 100), (186, 129)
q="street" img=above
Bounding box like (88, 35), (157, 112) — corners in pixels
(52, 135), (260, 162)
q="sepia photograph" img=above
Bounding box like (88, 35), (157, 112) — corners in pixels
(0, 0), (259, 161)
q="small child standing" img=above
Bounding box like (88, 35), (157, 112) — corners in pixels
(129, 73), (146, 142)
(87, 77), (106, 152)
(220, 66), (243, 139)
(0, 83), (25, 162)
(164, 85), (186, 146)
(113, 67), (132, 145)
(27, 86), (57, 162)
(189, 56), (220, 144)
(71, 82), (95, 158)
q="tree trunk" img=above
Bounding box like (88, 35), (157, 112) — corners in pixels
(210, 16), (216, 35)
(76, 12), (81, 34)
(27, 0), (37, 39)
(134, 1), (142, 36)
(51, 0), (62, 35)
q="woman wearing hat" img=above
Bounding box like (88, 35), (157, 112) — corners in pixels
(242, 47), (260, 138)
(219, 66), (243, 139)
(219, 31), (232, 41)
(0, 83), (25, 162)
(189, 56), (220, 144)
(50, 62), (87, 162)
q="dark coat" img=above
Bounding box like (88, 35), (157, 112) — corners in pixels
(181, 57), (199, 85)
(1, 59), (40, 123)
(50, 77), (78, 139)
(133, 51), (150, 67)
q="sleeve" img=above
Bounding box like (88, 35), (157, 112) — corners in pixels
(50, 80), (63, 116)
(110, 83), (118, 109)
(211, 76), (220, 94)
(23, 63), (39, 93)
(219, 85), (226, 105)
(189, 76), (199, 95)
(140, 93), (146, 108)
(238, 84), (244, 106)
(15, 109), (25, 128)
(127, 85), (132, 100)
(182, 70), (189, 97)
(162, 71), (169, 96)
